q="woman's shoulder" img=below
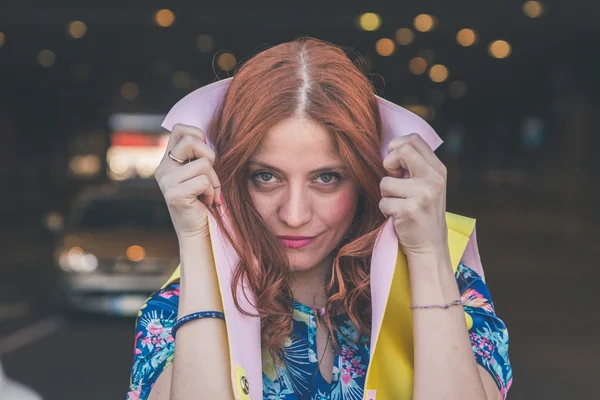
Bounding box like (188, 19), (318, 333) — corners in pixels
(127, 282), (180, 400)
(138, 281), (180, 318)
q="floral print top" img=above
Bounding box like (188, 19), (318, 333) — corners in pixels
(127, 262), (512, 400)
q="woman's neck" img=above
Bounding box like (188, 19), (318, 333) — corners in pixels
(290, 256), (332, 309)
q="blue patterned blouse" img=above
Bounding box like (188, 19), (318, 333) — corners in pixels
(127, 262), (512, 400)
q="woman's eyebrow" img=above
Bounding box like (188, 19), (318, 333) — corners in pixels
(248, 161), (348, 174)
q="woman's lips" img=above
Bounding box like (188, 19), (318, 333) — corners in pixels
(278, 236), (315, 249)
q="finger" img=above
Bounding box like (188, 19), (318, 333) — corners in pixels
(164, 158), (222, 205)
(379, 176), (418, 199)
(379, 196), (409, 219)
(383, 143), (432, 179)
(169, 134), (216, 166)
(165, 123), (207, 153)
(178, 175), (216, 207)
(388, 133), (443, 172)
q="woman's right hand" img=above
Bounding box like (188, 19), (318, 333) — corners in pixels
(155, 123), (223, 239)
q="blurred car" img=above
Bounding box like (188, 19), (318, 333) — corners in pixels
(54, 182), (179, 316)
(0, 359), (43, 400)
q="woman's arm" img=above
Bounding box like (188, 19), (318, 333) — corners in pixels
(145, 123), (232, 399)
(407, 248), (502, 400)
(379, 133), (510, 399)
(155, 234), (233, 400)
(145, 234), (233, 400)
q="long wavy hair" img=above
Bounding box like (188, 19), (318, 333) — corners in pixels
(206, 37), (388, 361)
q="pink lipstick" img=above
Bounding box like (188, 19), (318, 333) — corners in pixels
(278, 235), (315, 249)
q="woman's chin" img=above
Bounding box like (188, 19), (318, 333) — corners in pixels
(288, 262), (316, 274)
(287, 252), (332, 275)
(286, 254), (318, 273)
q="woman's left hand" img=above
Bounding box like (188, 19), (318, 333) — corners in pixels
(379, 133), (448, 259)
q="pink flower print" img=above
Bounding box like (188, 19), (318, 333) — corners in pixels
(159, 287), (180, 299)
(135, 348), (142, 355)
(148, 322), (165, 336)
(166, 335), (174, 343)
(126, 391), (139, 400)
(126, 383), (142, 400)
(341, 372), (352, 385)
(461, 289), (494, 313)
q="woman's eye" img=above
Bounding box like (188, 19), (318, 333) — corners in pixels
(316, 173), (340, 185)
(259, 172), (274, 181)
(253, 172), (278, 184)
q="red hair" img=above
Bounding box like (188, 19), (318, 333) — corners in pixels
(206, 37), (387, 361)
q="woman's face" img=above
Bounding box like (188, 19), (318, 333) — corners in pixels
(248, 117), (359, 273)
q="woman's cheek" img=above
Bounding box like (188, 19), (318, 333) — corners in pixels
(324, 189), (359, 225)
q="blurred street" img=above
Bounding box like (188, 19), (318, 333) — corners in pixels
(1, 1), (600, 399)
(1, 191), (599, 400)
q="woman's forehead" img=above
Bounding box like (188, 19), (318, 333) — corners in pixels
(252, 118), (342, 166)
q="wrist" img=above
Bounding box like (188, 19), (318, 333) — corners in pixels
(177, 234), (223, 314)
(406, 247), (460, 303)
(406, 246), (451, 271)
(178, 232), (212, 251)
(176, 226), (211, 241)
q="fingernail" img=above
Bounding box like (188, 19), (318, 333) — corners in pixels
(220, 193), (223, 203)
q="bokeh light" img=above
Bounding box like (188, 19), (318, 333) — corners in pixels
(523, 1), (544, 18)
(376, 38), (395, 56)
(44, 212), (64, 232)
(0, 32), (5, 47)
(409, 57), (428, 75)
(449, 81), (467, 99)
(405, 104), (431, 121)
(414, 14), (436, 32)
(359, 13), (382, 31)
(395, 28), (414, 45)
(196, 34), (215, 52)
(155, 9), (175, 27)
(489, 40), (512, 59)
(217, 52), (237, 71)
(456, 29), (478, 47)
(120, 82), (139, 100)
(126, 245), (146, 262)
(69, 155), (101, 176)
(68, 21), (87, 39)
(171, 71), (191, 88)
(108, 155), (129, 176)
(429, 64), (449, 83)
(38, 50), (56, 67)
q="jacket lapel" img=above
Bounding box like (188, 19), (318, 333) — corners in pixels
(364, 212), (478, 399)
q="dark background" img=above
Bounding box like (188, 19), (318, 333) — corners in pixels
(1, 1), (599, 399)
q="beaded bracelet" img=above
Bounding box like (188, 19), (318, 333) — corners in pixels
(409, 299), (463, 310)
(172, 311), (225, 339)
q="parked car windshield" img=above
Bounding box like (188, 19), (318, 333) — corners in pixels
(70, 196), (173, 230)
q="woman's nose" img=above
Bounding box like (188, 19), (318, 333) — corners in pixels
(278, 187), (312, 228)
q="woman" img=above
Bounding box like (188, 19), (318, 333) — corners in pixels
(127, 38), (512, 400)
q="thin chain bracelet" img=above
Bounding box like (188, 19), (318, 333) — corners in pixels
(410, 299), (463, 310)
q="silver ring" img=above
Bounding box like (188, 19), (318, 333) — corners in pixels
(168, 151), (186, 165)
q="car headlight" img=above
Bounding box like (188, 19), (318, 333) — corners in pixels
(58, 246), (98, 273)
